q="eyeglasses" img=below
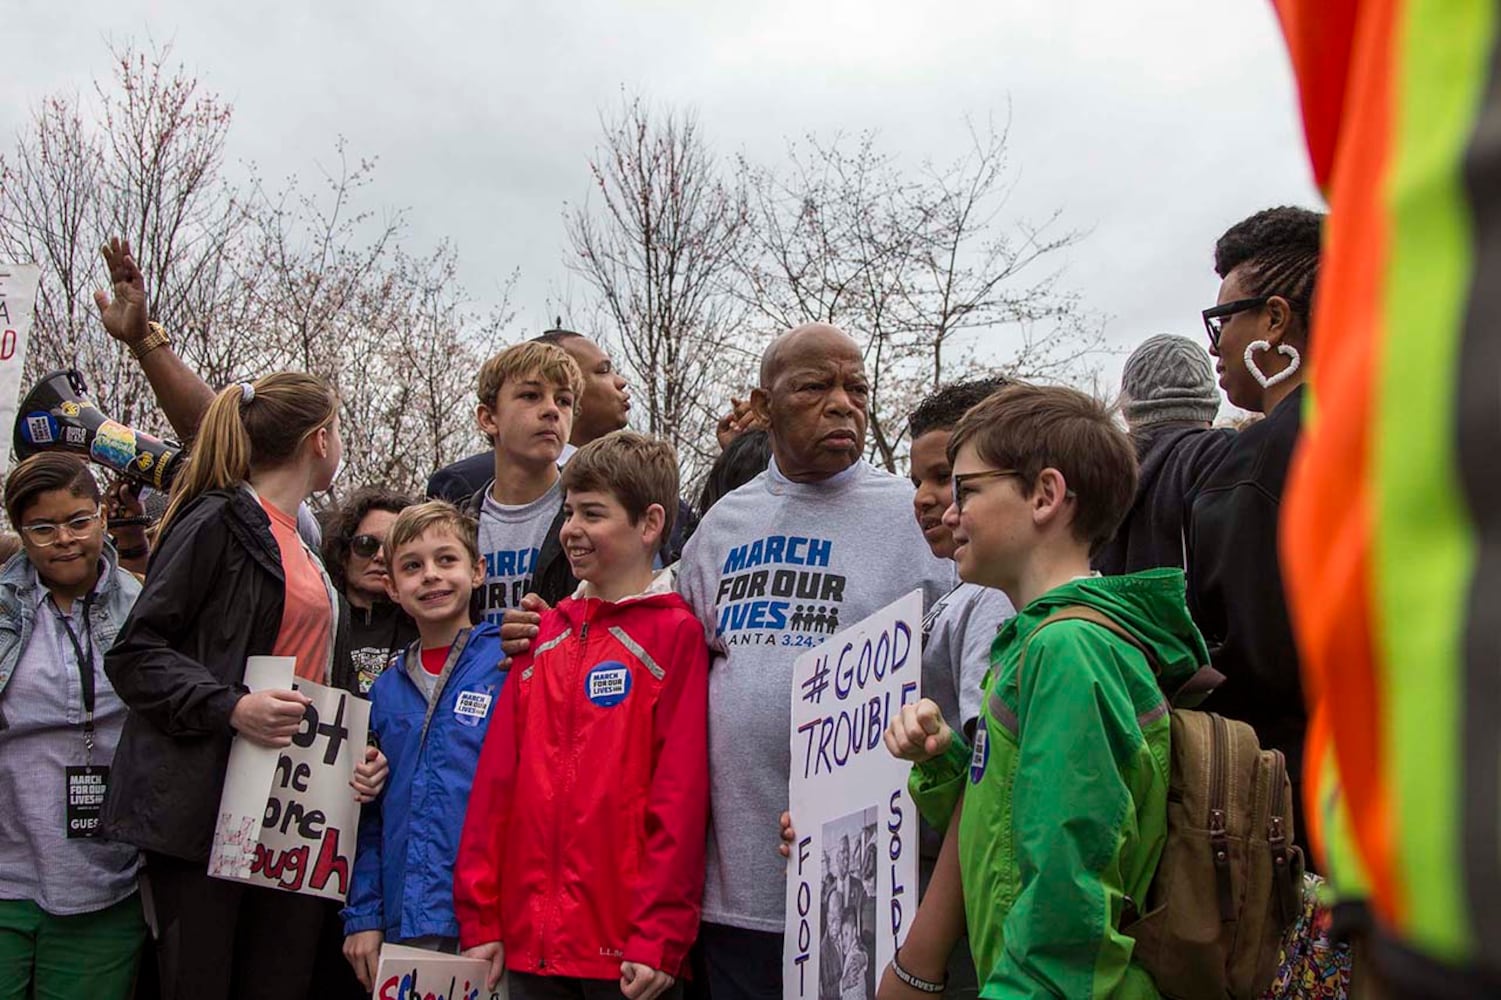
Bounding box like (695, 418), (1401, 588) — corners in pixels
(1201, 296), (1270, 349)
(20, 509), (103, 547)
(350, 534), (385, 559)
(951, 470), (1025, 513)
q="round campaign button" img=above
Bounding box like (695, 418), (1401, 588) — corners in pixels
(585, 661), (632, 708)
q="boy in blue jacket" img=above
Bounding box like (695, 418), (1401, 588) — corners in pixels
(341, 500), (508, 991)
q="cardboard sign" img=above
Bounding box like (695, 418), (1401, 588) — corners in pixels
(208, 656), (371, 901)
(0, 264), (39, 470)
(783, 591), (923, 1000)
(373, 943), (506, 1000)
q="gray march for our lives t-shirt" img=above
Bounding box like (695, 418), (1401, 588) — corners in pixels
(476, 479), (562, 626)
(922, 580), (1015, 737)
(676, 457), (953, 933)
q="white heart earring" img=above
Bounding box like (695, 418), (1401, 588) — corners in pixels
(1243, 340), (1302, 389)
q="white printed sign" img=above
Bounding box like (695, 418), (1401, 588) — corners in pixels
(784, 590), (922, 1000)
(0, 264), (39, 469)
(373, 943), (506, 1000)
(208, 656), (371, 901)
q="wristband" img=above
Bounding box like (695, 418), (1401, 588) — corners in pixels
(891, 950), (946, 994)
(130, 321), (171, 361)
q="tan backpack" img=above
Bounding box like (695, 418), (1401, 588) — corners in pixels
(1019, 607), (1305, 999)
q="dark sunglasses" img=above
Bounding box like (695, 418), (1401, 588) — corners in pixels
(1201, 296), (1270, 349)
(350, 533), (384, 559)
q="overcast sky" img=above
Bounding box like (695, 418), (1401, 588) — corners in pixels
(2, 0), (1322, 396)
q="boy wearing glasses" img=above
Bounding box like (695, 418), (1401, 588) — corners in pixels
(884, 384), (1209, 999)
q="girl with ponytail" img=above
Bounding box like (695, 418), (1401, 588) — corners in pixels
(100, 373), (384, 1000)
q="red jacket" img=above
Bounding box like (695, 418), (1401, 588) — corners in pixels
(455, 573), (710, 979)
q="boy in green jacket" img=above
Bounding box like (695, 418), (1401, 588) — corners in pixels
(884, 383), (1210, 999)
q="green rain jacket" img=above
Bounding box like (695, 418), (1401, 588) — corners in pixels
(912, 570), (1208, 999)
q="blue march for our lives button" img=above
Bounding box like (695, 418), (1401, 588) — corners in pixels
(585, 661), (632, 708)
(969, 720), (989, 784)
(23, 411), (58, 445)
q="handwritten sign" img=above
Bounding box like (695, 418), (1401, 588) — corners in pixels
(208, 656), (370, 901)
(374, 943), (506, 1000)
(784, 590), (922, 1000)
(0, 264), (39, 470)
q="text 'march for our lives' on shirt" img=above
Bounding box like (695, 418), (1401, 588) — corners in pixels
(716, 534), (848, 643)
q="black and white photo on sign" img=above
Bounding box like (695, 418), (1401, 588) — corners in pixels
(819, 807), (878, 1000)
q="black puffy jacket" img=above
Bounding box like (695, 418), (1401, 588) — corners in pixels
(101, 486), (349, 862)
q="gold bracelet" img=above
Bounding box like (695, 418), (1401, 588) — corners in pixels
(130, 321), (171, 361)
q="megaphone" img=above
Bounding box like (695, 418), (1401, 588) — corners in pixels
(12, 369), (184, 490)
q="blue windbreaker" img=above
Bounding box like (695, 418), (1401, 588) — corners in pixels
(342, 623), (507, 941)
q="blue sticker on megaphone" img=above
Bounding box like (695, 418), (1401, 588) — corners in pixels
(22, 412), (57, 445)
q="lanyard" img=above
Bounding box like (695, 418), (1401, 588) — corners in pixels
(49, 594), (96, 763)
(921, 583), (964, 644)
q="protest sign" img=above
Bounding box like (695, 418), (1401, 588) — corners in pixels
(0, 264), (39, 469)
(783, 590), (922, 1000)
(373, 943), (506, 1000)
(208, 655), (371, 901)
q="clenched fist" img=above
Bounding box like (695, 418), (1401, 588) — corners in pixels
(882, 698), (952, 763)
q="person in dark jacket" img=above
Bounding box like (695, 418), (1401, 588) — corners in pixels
(322, 487), (419, 696)
(1096, 334), (1234, 575)
(102, 372), (386, 1000)
(1189, 206), (1323, 860)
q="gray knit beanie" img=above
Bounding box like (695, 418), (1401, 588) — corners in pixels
(1120, 334), (1221, 427)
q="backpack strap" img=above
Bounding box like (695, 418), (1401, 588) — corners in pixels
(1167, 664), (1225, 709)
(1015, 605), (1222, 710)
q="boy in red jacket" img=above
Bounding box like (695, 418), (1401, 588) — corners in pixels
(456, 431), (710, 1000)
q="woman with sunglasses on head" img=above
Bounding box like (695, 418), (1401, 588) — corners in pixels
(1190, 205), (1323, 862)
(322, 488), (419, 697)
(101, 373), (387, 1000)
(0, 454), (147, 999)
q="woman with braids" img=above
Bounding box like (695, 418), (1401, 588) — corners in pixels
(1189, 206), (1323, 860)
(322, 487), (419, 696)
(100, 373), (386, 1000)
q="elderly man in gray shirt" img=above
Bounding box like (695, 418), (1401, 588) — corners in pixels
(676, 323), (952, 1000)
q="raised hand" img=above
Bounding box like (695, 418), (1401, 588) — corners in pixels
(715, 396), (767, 450)
(93, 237), (150, 346)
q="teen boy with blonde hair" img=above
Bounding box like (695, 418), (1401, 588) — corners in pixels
(465, 342), (586, 622)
